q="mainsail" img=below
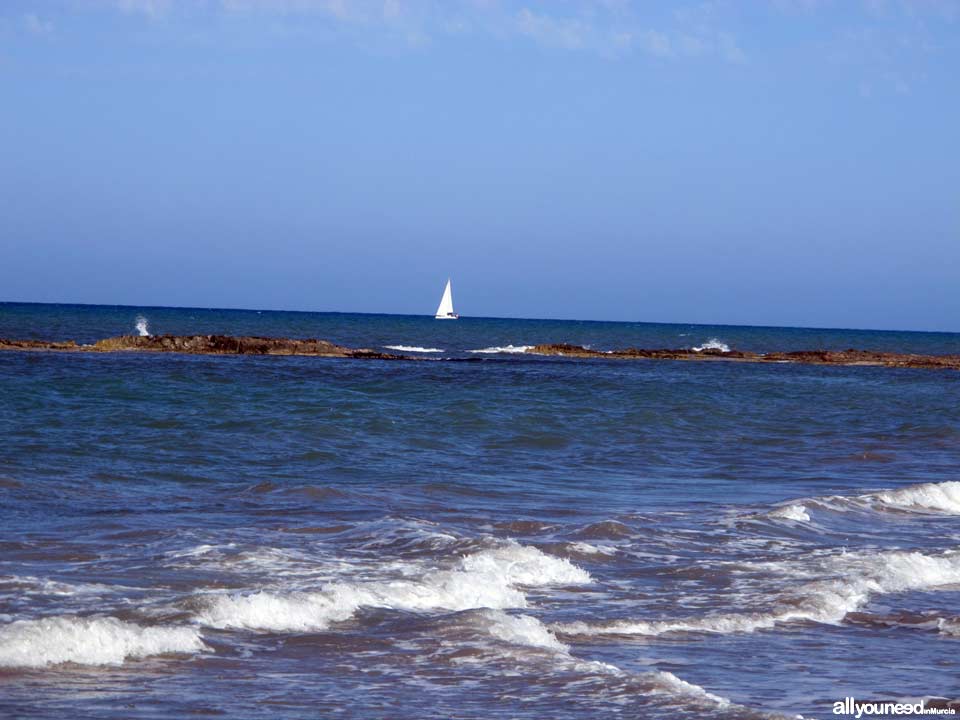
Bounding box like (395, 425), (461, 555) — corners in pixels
(435, 279), (456, 319)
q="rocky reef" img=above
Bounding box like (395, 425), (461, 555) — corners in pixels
(526, 343), (960, 370)
(0, 334), (403, 360)
(2, 334), (960, 370)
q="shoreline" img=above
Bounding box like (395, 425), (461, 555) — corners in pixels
(2, 334), (960, 370)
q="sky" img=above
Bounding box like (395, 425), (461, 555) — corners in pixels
(1, 1), (958, 330)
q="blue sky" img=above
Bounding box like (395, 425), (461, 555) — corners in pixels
(1, 1), (958, 329)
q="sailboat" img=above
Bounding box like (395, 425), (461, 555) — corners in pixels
(434, 278), (459, 320)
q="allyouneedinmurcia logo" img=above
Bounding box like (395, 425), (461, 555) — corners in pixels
(833, 698), (956, 717)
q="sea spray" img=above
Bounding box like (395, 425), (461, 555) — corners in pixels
(135, 316), (150, 337)
(692, 338), (730, 352)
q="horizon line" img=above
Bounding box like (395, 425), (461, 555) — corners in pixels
(0, 299), (956, 337)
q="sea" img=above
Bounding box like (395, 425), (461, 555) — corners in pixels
(2, 302), (960, 719)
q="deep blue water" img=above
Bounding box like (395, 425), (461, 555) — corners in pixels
(1, 302), (959, 719)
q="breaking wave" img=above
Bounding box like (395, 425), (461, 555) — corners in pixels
(765, 504), (812, 523)
(692, 338), (730, 352)
(467, 345), (533, 354)
(135, 316), (150, 337)
(194, 543), (591, 632)
(759, 481), (960, 522)
(0, 616), (207, 668)
(384, 345), (445, 353)
(469, 610), (740, 713)
(556, 547), (960, 638)
(868, 481), (960, 514)
(482, 610), (570, 652)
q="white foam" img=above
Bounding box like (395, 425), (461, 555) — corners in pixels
(384, 345), (445, 353)
(765, 481), (960, 520)
(481, 610), (569, 652)
(467, 345), (533, 354)
(459, 543), (592, 586)
(556, 547), (960, 638)
(0, 575), (125, 598)
(166, 543), (228, 560)
(135, 316), (150, 337)
(649, 670), (732, 708)
(869, 481), (960, 514)
(469, 611), (737, 711)
(195, 543), (591, 633)
(0, 616), (207, 668)
(692, 338), (730, 352)
(766, 504), (811, 523)
(195, 589), (361, 632)
(568, 541), (617, 556)
(937, 617), (960, 636)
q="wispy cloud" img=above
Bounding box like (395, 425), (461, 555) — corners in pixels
(508, 3), (746, 62)
(79, 0), (960, 85)
(635, 29), (672, 57)
(219, 0), (357, 19)
(110, 0), (174, 18)
(23, 13), (54, 36)
(770, 0), (828, 14)
(515, 8), (589, 50)
(82, 0), (748, 63)
(825, 5), (950, 96)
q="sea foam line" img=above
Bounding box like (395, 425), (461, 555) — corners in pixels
(470, 610), (790, 717)
(467, 345), (533, 354)
(758, 480), (960, 524)
(555, 547), (960, 639)
(384, 345), (445, 353)
(193, 542), (590, 633)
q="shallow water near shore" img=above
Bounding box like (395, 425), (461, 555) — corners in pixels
(2, 302), (960, 718)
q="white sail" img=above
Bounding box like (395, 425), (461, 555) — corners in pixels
(434, 279), (457, 319)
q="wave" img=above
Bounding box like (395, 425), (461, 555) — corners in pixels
(0, 574), (124, 598)
(0, 616), (207, 668)
(384, 345), (445, 353)
(869, 481), (960, 514)
(555, 547), (960, 639)
(467, 610), (743, 714)
(194, 543), (591, 633)
(467, 345), (533, 354)
(567, 541), (617, 556)
(765, 504), (812, 523)
(845, 610), (960, 639)
(481, 609), (569, 652)
(760, 481), (960, 522)
(135, 316), (150, 337)
(692, 338), (730, 352)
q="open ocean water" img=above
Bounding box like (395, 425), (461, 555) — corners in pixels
(2, 302), (960, 719)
